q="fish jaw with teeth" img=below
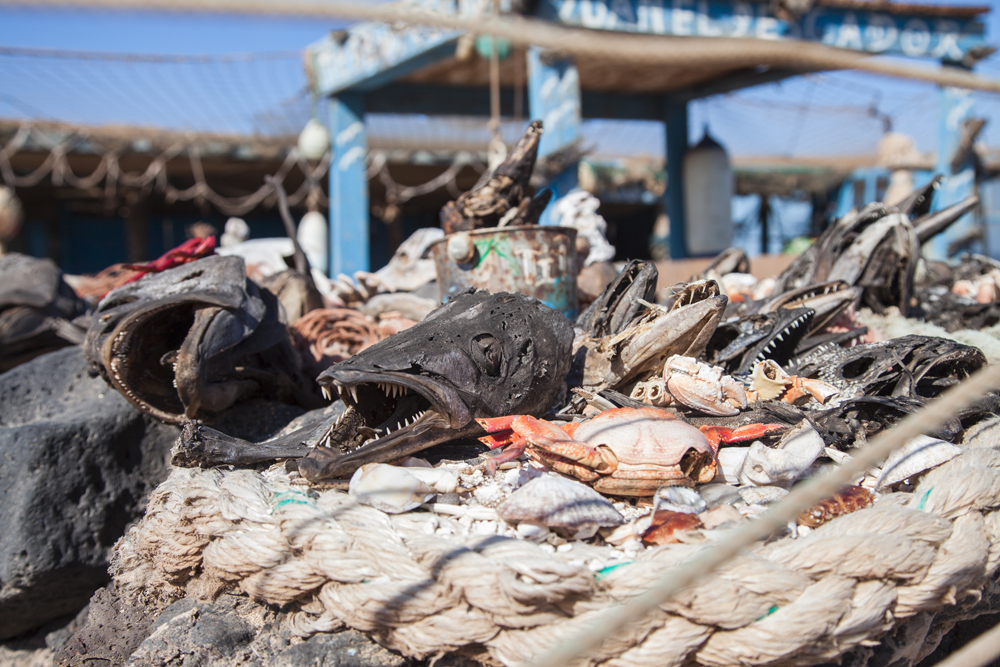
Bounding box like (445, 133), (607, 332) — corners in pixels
(296, 289), (575, 482)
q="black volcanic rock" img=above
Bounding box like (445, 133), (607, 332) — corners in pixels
(0, 347), (179, 640)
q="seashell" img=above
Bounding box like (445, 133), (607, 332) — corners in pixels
(737, 485), (788, 506)
(516, 521), (550, 540)
(697, 483), (742, 508)
(497, 474), (624, 532)
(502, 466), (542, 490)
(407, 467), (459, 494)
(875, 435), (962, 490)
(797, 485), (873, 527)
(641, 510), (704, 545)
(717, 447), (750, 484)
(630, 378), (671, 407)
(737, 421), (825, 488)
(699, 504), (743, 529)
(473, 483), (505, 508)
(349, 463), (435, 514)
(751, 360), (790, 400)
(653, 486), (707, 514)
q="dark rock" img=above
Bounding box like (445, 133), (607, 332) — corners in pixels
(0, 347), (179, 639)
(271, 630), (410, 667)
(125, 597), (254, 665)
(54, 585), (154, 667)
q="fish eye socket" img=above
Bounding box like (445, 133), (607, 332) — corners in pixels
(471, 334), (503, 376)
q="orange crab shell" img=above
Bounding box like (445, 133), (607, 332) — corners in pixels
(480, 407), (719, 496)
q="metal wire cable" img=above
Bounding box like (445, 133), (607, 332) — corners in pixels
(8, 0), (1000, 94)
(527, 362), (1000, 667)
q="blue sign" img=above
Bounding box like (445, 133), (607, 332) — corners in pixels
(538, 0), (986, 60)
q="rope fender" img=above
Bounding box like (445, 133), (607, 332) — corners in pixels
(110, 426), (1000, 666)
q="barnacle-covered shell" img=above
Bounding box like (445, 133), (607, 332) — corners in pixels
(737, 421), (825, 488)
(798, 485), (873, 527)
(496, 474), (624, 530)
(751, 360), (790, 400)
(875, 435), (962, 490)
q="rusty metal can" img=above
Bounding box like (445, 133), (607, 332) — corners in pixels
(430, 225), (578, 319)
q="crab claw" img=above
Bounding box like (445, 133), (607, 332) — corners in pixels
(699, 423), (786, 450)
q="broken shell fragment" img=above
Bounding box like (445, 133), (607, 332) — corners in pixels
(797, 485), (874, 527)
(875, 435), (962, 490)
(349, 463), (436, 514)
(496, 474), (624, 532)
(407, 467), (460, 494)
(737, 421), (825, 488)
(751, 360), (789, 400)
(717, 447), (750, 484)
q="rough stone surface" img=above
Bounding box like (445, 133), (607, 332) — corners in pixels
(125, 597), (255, 666)
(270, 630), (410, 667)
(53, 585), (152, 667)
(0, 347), (179, 639)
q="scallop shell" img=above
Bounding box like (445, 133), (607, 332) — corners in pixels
(875, 435), (962, 490)
(496, 474), (624, 530)
(737, 421), (825, 488)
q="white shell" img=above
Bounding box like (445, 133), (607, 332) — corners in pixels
(717, 447), (750, 484)
(653, 486), (707, 514)
(737, 485), (789, 505)
(875, 435), (962, 490)
(497, 474), (624, 530)
(737, 421), (825, 488)
(349, 463), (435, 514)
(407, 467), (460, 494)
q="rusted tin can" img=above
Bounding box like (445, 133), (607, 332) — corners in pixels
(430, 225), (578, 319)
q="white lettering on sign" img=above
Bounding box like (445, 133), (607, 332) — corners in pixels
(672, 0), (695, 35)
(580, 0), (610, 28)
(731, 1), (752, 37)
(557, 0), (577, 21)
(932, 20), (964, 60)
(637, 0), (666, 33)
(755, 5), (780, 40)
(864, 14), (897, 52)
(834, 12), (863, 49)
(611, 0), (637, 26)
(696, 0), (721, 36)
(900, 18), (931, 56)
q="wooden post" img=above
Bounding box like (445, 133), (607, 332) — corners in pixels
(664, 96), (689, 259)
(125, 194), (148, 263)
(328, 93), (369, 276)
(528, 46), (580, 226)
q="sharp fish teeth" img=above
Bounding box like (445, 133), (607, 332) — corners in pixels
(350, 386), (358, 403)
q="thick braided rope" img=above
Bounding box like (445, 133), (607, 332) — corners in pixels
(111, 426), (1000, 667)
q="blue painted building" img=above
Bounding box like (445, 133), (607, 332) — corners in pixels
(305, 0), (990, 272)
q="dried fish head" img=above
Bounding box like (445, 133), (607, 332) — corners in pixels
(84, 255), (312, 423)
(297, 289), (574, 482)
